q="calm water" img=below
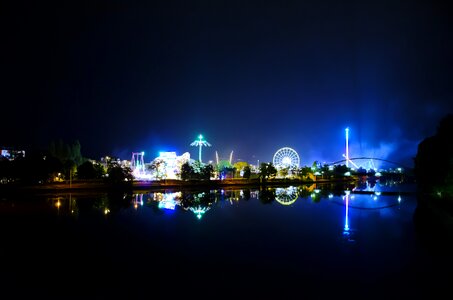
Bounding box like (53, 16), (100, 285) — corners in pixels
(0, 182), (451, 299)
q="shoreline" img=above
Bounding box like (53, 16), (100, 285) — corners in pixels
(0, 177), (357, 194)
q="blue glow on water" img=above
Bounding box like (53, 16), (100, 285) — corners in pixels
(344, 191), (350, 232)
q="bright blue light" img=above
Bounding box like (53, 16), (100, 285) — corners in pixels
(158, 200), (176, 210)
(344, 192), (350, 232)
(158, 193), (178, 210)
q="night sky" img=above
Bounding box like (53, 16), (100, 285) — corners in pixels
(2, 0), (452, 167)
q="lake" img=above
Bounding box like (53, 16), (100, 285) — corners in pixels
(1, 182), (451, 299)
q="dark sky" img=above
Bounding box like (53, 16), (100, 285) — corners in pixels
(2, 0), (452, 167)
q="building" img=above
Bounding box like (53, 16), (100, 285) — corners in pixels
(0, 147), (25, 160)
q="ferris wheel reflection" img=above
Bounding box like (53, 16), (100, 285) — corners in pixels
(275, 186), (299, 205)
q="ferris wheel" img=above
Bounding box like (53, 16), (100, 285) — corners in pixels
(273, 147), (300, 169)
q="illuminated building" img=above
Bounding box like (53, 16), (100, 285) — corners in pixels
(0, 147), (25, 160)
(152, 151), (191, 179)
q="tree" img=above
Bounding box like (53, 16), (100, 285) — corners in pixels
(77, 161), (105, 179)
(279, 167), (289, 178)
(233, 161), (249, 177)
(217, 160), (235, 179)
(180, 162), (195, 180)
(333, 164), (349, 178)
(200, 164), (214, 180)
(321, 164), (331, 179)
(243, 165), (251, 179)
(415, 113), (453, 194)
(106, 164), (133, 186)
(49, 139), (85, 180)
(258, 163), (277, 181)
(49, 139), (84, 166)
(148, 158), (167, 180)
(259, 188), (275, 204)
(77, 161), (97, 179)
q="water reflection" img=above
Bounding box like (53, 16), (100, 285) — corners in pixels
(1, 183), (445, 297)
(41, 184), (406, 228)
(342, 190), (356, 244)
(275, 186), (298, 205)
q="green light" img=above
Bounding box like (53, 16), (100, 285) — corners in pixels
(190, 134), (211, 163)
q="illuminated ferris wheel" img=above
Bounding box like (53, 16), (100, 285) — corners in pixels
(273, 147), (300, 169)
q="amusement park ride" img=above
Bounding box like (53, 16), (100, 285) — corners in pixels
(131, 152), (145, 177)
(190, 134), (211, 163)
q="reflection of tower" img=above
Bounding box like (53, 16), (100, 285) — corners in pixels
(131, 152), (145, 175)
(342, 190), (356, 244)
(344, 190), (350, 232)
(134, 194), (143, 209)
(189, 205), (210, 219)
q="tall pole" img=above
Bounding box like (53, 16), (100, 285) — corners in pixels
(199, 143), (202, 162)
(345, 127), (349, 168)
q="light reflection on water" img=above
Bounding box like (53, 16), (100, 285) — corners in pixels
(3, 182), (451, 298)
(43, 183), (407, 221)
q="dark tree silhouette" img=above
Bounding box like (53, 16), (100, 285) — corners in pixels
(180, 162), (194, 180)
(258, 163), (277, 181)
(243, 165), (251, 179)
(77, 161), (104, 179)
(415, 113), (453, 194)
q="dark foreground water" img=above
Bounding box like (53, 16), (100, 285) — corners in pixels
(1, 183), (452, 299)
